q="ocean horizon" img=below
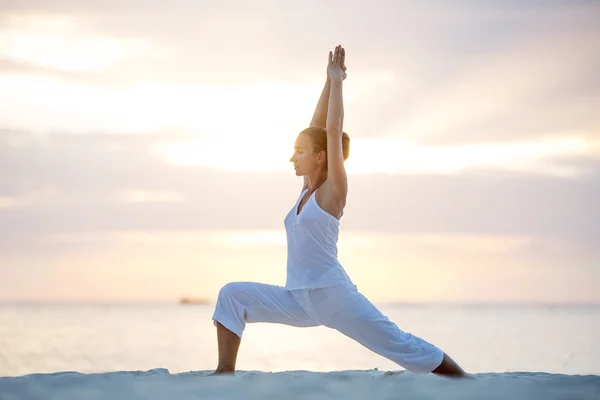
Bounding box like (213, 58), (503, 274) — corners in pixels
(3, 300), (600, 306)
(2, 301), (599, 398)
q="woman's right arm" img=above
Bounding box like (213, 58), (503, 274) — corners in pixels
(303, 60), (332, 191)
(309, 78), (332, 129)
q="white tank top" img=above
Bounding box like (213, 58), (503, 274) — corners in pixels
(284, 188), (353, 290)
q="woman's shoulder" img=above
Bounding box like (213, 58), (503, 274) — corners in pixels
(314, 180), (345, 220)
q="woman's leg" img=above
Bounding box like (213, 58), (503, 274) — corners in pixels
(211, 282), (319, 374)
(321, 287), (469, 378)
(214, 321), (241, 374)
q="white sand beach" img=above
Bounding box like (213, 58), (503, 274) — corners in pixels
(1, 369), (599, 400)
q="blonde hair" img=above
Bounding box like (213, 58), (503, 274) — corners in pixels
(299, 127), (350, 162)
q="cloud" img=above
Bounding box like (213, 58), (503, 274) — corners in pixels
(0, 126), (597, 302)
(0, 1), (598, 148)
(0, 1), (598, 303)
(0, 58), (112, 87)
(0, 129), (597, 250)
(400, 34), (600, 145)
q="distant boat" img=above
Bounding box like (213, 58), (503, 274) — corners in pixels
(179, 296), (210, 305)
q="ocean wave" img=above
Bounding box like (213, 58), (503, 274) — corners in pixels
(1, 369), (599, 400)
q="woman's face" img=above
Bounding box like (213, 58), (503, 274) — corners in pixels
(289, 134), (321, 176)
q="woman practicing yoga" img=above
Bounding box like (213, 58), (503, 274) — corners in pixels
(211, 45), (469, 378)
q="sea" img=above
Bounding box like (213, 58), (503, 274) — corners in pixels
(1, 302), (599, 399)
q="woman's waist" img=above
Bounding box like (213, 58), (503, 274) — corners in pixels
(285, 265), (352, 291)
(287, 250), (340, 266)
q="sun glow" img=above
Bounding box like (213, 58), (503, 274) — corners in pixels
(155, 134), (592, 176)
(0, 73), (317, 135)
(1, 67), (592, 176)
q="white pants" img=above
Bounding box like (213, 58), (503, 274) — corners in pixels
(212, 282), (445, 373)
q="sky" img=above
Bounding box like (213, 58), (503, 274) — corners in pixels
(0, 0), (598, 303)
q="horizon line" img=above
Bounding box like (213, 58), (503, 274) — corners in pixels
(1, 299), (599, 307)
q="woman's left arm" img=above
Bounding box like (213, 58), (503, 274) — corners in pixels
(325, 46), (348, 206)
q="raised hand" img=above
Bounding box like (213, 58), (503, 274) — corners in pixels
(328, 45), (347, 82)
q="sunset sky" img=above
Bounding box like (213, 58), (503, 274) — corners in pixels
(1, 0), (598, 303)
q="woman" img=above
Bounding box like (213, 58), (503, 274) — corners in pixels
(211, 45), (469, 378)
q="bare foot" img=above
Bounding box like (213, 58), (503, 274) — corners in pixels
(432, 353), (472, 379)
(208, 368), (235, 376)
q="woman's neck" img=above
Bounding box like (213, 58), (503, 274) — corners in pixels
(306, 169), (327, 193)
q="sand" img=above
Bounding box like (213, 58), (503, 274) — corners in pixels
(1, 368), (599, 400)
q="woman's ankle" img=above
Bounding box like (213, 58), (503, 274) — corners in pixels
(214, 366), (235, 374)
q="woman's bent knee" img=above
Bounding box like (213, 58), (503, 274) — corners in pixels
(217, 282), (245, 300)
